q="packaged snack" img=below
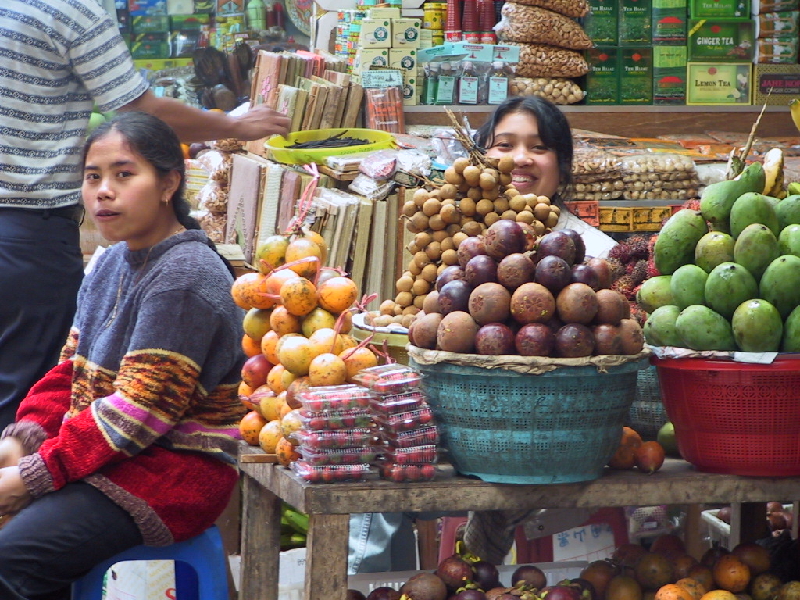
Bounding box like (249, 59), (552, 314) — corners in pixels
(298, 446), (383, 466)
(379, 461), (437, 483)
(384, 445), (438, 465)
(352, 363), (422, 394)
(290, 461), (378, 483)
(370, 390), (427, 415)
(376, 406), (436, 432)
(299, 408), (374, 430)
(298, 385), (374, 412)
(289, 428), (377, 450)
(382, 425), (440, 448)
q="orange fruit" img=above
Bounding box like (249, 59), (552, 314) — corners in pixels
(280, 409), (304, 442)
(284, 238), (322, 279)
(308, 353), (347, 386)
(608, 444), (636, 470)
(675, 578), (707, 600)
(259, 391), (287, 422)
(317, 276), (359, 313)
(278, 336), (316, 376)
(622, 426), (643, 449)
(701, 545), (730, 569)
(613, 544), (650, 570)
(699, 590), (737, 600)
(635, 553), (675, 591)
(300, 228), (328, 264)
(655, 584), (695, 600)
(230, 272), (277, 310)
(712, 555), (750, 593)
(730, 543), (770, 577)
(651, 534), (687, 561)
(269, 305), (303, 336)
(275, 436), (300, 466)
(301, 307), (337, 338)
(242, 334), (262, 358)
(581, 560), (620, 600)
(266, 364), (296, 395)
(254, 235), (289, 274)
(239, 411), (267, 446)
(687, 566), (715, 593)
(238, 380), (254, 399)
(607, 575), (644, 600)
(340, 346), (378, 383)
(634, 441), (666, 474)
(242, 308), (273, 342)
(750, 572), (783, 600)
(671, 555), (699, 581)
(258, 420), (283, 454)
(261, 330), (281, 365)
(264, 267), (298, 295)
(280, 276), (318, 317)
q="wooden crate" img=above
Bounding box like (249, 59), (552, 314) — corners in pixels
(599, 206), (633, 232)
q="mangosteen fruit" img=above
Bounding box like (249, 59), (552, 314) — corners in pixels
(437, 266), (466, 292)
(438, 280), (473, 315)
(497, 253), (536, 291)
(554, 323), (596, 358)
(476, 323), (516, 355)
(510, 282), (556, 324)
(536, 231), (577, 266)
(472, 560), (501, 591)
(566, 578), (597, 600)
(515, 323), (555, 357)
(454, 590), (489, 600)
(511, 565), (547, 589)
(436, 555), (476, 592)
(586, 258), (612, 290)
(457, 237), (487, 269)
(483, 220), (525, 260)
(540, 585), (581, 600)
(571, 264), (601, 291)
(401, 573), (449, 600)
(465, 255), (499, 287)
(534, 255), (572, 295)
(469, 282), (511, 325)
(561, 229), (586, 264)
(347, 590), (367, 600)
(555, 283), (599, 324)
(366, 586), (402, 600)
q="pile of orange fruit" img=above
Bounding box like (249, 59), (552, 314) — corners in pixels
(232, 229), (379, 466)
(607, 426), (666, 474)
(580, 532), (799, 600)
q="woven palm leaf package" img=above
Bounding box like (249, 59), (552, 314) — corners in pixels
(408, 346), (650, 484)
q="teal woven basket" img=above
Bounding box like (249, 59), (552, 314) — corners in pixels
(409, 356), (649, 484)
(625, 366), (668, 441)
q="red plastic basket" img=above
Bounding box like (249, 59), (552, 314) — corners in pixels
(652, 356), (800, 476)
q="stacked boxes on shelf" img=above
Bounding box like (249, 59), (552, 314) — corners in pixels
(686, 0), (753, 104)
(125, 0), (211, 61)
(751, 0), (800, 105)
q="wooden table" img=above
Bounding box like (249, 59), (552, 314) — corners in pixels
(238, 445), (800, 600)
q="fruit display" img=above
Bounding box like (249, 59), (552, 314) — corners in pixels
(642, 156), (800, 352)
(232, 227), (380, 468)
(606, 426), (666, 473)
(407, 223), (645, 358)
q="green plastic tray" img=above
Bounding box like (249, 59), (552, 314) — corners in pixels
(264, 128), (395, 165)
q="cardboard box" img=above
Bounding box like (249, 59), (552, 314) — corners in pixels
(653, 45), (688, 104)
(620, 46), (653, 103)
(131, 14), (170, 33)
(690, 0), (750, 19)
(755, 11), (799, 37)
(166, 0), (194, 14)
(653, 0), (688, 43)
(368, 7), (401, 18)
(130, 32), (171, 59)
(170, 14), (210, 29)
(133, 58), (193, 70)
(686, 62), (752, 104)
(620, 0), (653, 45)
(354, 48), (391, 72)
(217, 0), (245, 15)
(584, 0), (619, 45)
(752, 63), (800, 104)
(360, 18), (393, 48)
(128, 0), (168, 15)
(584, 47), (620, 104)
(392, 18), (422, 47)
(389, 48), (418, 71)
(755, 37), (799, 63)
(688, 19), (755, 62)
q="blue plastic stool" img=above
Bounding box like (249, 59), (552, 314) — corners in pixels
(71, 525), (229, 600)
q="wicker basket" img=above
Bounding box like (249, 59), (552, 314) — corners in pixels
(625, 366), (668, 441)
(408, 348), (649, 484)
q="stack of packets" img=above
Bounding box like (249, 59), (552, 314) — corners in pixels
(290, 385), (381, 483)
(353, 364), (440, 483)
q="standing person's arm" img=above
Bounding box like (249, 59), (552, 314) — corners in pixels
(120, 90), (290, 143)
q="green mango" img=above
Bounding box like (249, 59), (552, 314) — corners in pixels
(695, 231), (735, 273)
(777, 195), (800, 230)
(787, 182), (800, 196)
(670, 264), (707, 310)
(704, 262), (758, 320)
(653, 209), (707, 275)
(699, 162), (766, 229)
(759, 254), (800, 319)
(733, 223), (780, 281)
(675, 305), (736, 351)
(643, 305), (683, 347)
(729, 192), (781, 238)
(779, 224), (800, 257)
(731, 298), (783, 352)
(636, 275), (673, 313)
(782, 305), (800, 351)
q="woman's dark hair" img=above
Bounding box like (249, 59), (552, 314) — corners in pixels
(473, 96), (574, 192)
(84, 111), (235, 276)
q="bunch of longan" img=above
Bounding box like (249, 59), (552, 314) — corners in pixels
(385, 154), (561, 322)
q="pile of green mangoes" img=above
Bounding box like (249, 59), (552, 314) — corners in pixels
(640, 159), (800, 352)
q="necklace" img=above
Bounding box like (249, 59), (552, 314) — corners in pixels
(103, 225), (186, 329)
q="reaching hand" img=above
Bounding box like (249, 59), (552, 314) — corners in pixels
(0, 466), (31, 517)
(232, 105), (291, 141)
(0, 438), (24, 470)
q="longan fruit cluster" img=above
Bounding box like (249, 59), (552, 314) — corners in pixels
(383, 155), (561, 321)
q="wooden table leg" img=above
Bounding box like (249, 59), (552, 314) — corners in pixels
(304, 513), (350, 600)
(684, 505), (705, 561)
(240, 470), (282, 600)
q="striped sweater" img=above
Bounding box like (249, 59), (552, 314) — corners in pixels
(3, 231), (247, 545)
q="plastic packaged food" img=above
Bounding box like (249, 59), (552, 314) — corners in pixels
(298, 446), (383, 466)
(290, 461), (378, 483)
(299, 408), (374, 430)
(376, 406), (436, 432)
(289, 428), (376, 450)
(352, 364), (422, 394)
(370, 390), (427, 415)
(379, 461), (437, 483)
(298, 385), (374, 412)
(382, 426), (440, 448)
(384, 445), (438, 465)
